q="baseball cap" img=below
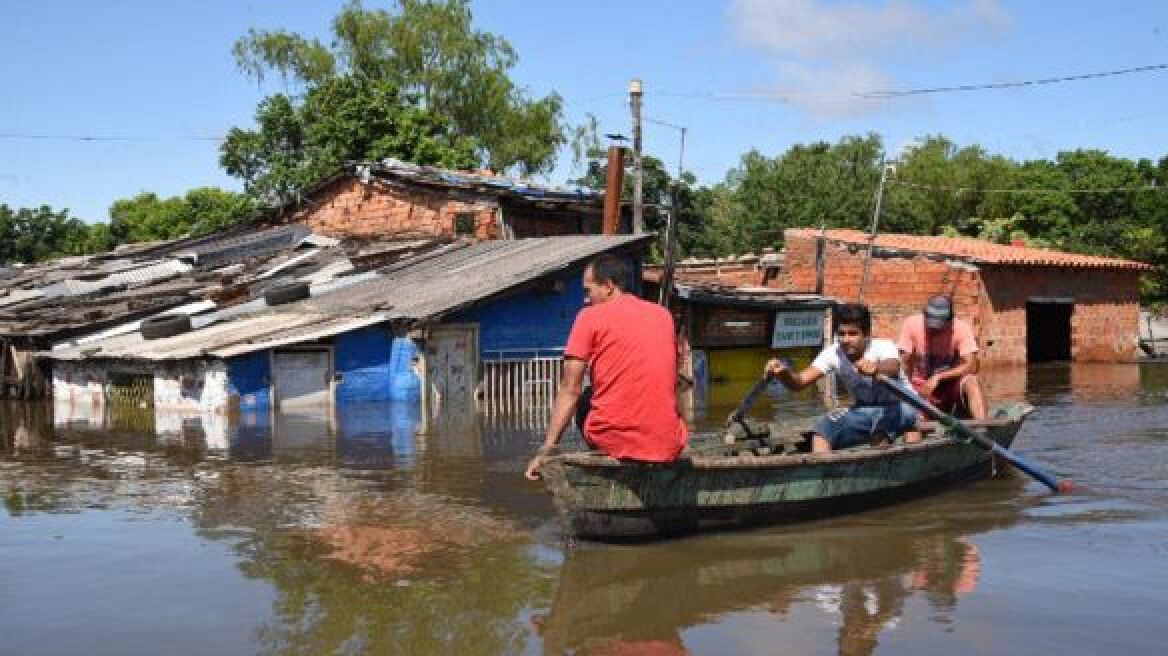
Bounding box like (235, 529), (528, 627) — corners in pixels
(924, 295), (954, 330)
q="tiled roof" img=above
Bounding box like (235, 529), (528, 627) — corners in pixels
(787, 229), (1153, 271)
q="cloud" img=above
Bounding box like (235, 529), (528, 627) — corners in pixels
(765, 61), (892, 118)
(726, 0), (1012, 117)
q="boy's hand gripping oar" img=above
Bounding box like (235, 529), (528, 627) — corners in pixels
(727, 356), (790, 426)
(875, 374), (1073, 494)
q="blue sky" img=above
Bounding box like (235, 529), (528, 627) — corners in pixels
(3, 1), (1167, 222)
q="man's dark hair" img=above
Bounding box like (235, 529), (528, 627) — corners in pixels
(588, 254), (629, 290)
(834, 303), (872, 335)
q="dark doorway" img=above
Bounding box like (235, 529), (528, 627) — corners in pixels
(1026, 301), (1073, 363)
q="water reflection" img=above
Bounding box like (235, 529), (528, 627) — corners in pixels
(535, 494), (1015, 656)
(3, 363), (1168, 655)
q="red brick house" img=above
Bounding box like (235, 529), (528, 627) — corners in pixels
(273, 159), (620, 240)
(779, 229), (1153, 364)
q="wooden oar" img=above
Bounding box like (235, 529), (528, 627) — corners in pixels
(875, 374), (1073, 494)
(727, 375), (773, 425)
(727, 356), (790, 425)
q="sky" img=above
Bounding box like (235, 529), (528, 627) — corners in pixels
(3, 0), (1167, 222)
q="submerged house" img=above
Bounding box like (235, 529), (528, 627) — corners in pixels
(780, 229), (1153, 364)
(643, 275), (834, 409)
(46, 235), (651, 435)
(3, 158), (620, 402)
(0, 224), (371, 400)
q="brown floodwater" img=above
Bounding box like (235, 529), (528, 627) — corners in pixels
(2, 363), (1167, 655)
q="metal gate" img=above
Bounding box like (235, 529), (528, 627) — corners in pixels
(106, 371), (155, 408)
(479, 349), (563, 417)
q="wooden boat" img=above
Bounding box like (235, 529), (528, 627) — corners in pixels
(538, 402), (1034, 540)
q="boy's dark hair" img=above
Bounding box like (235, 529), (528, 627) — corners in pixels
(834, 303), (872, 335)
(588, 254), (629, 290)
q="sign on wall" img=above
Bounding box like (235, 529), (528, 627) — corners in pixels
(771, 310), (824, 349)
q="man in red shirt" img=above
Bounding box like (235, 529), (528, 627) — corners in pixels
(524, 254), (687, 480)
(897, 295), (988, 420)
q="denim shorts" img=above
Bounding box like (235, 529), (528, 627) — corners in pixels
(811, 403), (919, 450)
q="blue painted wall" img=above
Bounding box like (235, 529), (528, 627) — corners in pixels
(450, 254), (642, 358)
(451, 267), (584, 358)
(335, 325), (420, 402)
(227, 351), (270, 411)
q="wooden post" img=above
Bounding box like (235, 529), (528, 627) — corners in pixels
(658, 187), (681, 307)
(602, 145), (625, 235)
(815, 226), (826, 295)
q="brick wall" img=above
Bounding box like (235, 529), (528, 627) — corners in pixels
(979, 267), (1142, 363)
(781, 231), (1143, 364)
(286, 177), (601, 240)
(781, 233), (984, 341)
(291, 178), (499, 239)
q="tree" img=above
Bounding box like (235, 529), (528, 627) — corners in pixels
(0, 204), (106, 264)
(720, 134), (884, 252)
(221, 75), (478, 205)
(232, 0), (564, 176)
(109, 188), (256, 243)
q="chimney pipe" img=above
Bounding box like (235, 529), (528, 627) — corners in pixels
(602, 145), (625, 235)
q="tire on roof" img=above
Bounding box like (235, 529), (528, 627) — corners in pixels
(264, 281), (311, 306)
(141, 314), (192, 340)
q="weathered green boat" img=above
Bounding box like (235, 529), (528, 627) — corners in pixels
(538, 403), (1034, 540)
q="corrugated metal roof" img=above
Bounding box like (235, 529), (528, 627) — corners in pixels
(787, 228), (1154, 271)
(370, 158), (599, 204)
(673, 282), (833, 308)
(0, 289), (45, 308)
(45, 235), (651, 361)
(37, 259), (193, 298)
(301, 235), (651, 320)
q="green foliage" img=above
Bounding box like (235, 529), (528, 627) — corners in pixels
(0, 204), (109, 265)
(109, 188), (256, 243)
(231, 0), (564, 176)
(221, 75), (478, 205)
(729, 135), (884, 251)
(690, 134), (1167, 304)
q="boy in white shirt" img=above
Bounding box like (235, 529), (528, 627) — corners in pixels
(765, 303), (919, 453)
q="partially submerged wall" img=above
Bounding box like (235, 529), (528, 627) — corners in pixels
(781, 231), (1143, 363)
(52, 358), (227, 413)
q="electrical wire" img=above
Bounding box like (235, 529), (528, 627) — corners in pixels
(890, 179), (1165, 195)
(645, 63), (1168, 103)
(0, 132), (223, 142)
(857, 63), (1168, 99)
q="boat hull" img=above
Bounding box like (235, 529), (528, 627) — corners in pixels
(540, 409), (1029, 540)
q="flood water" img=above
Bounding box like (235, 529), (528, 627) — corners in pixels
(3, 363), (1167, 655)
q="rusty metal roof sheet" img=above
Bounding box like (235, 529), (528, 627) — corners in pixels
(45, 235), (652, 361)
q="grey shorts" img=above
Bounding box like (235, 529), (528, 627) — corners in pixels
(812, 403), (919, 450)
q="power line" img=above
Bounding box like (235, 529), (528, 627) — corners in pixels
(890, 179), (1165, 195)
(857, 63), (1168, 99)
(644, 63), (1168, 103)
(0, 132), (223, 142)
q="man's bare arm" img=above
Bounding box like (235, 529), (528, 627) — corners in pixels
(525, 358), (587, 480)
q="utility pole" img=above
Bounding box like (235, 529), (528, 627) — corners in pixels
(630, 78), (644, 234)
(647, 116), (688, 307)
(858, 162), (894, 303)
